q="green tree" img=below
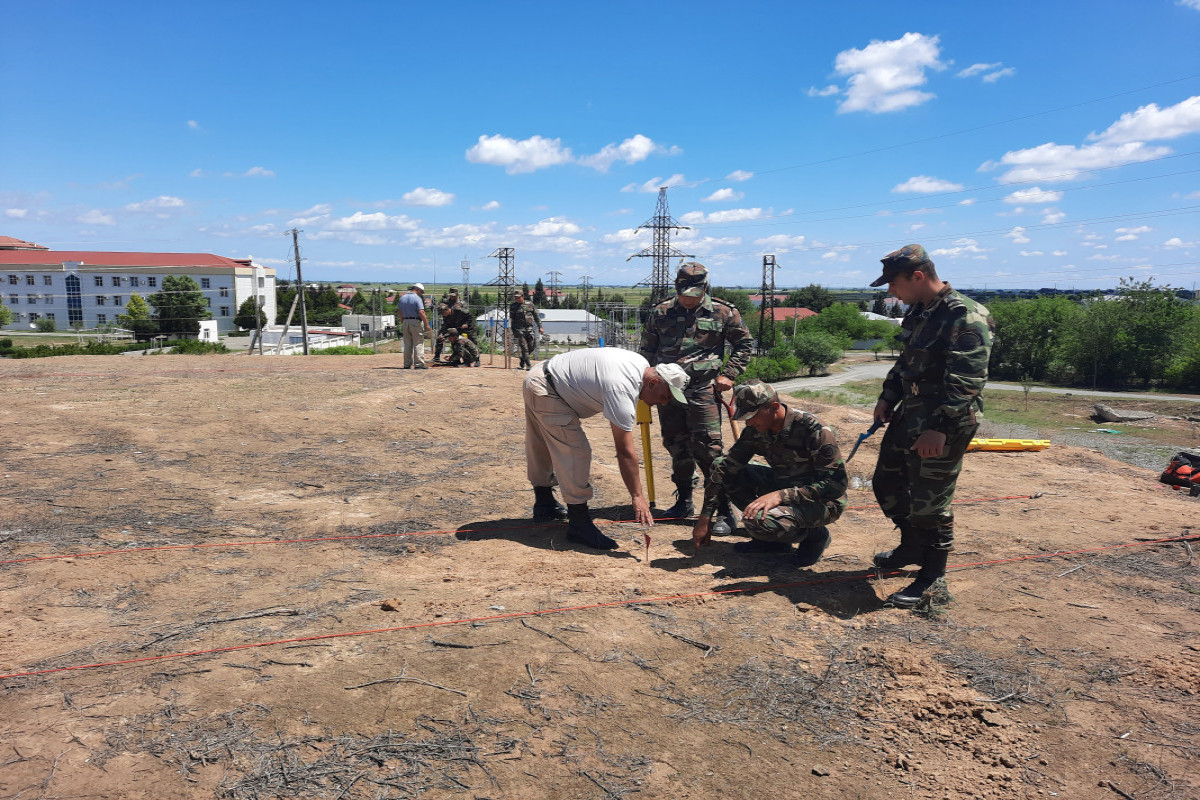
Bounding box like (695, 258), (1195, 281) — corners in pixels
(148, 276), (210, 336)
(234, 296), (268, 331)
(1164, 306), (1200, 391)
(0, 296), (12, 326)
(786, 283), (836, 312)
(871, 296), (888, 316)
(35, 317), (57, 332)
(348, 290), (372, 314)
(987, 295), (1081, 381)
(533, 278), (547, 306)
(792, 329), (843, 376)
(709, 287), (753, 317)
(117, 292), (158, 341)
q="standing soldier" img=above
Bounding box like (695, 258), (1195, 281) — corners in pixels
(509, 289), (544, 370)
(868, 244), (994, 608)
(640, 262), (752, 531)
(433, 288), (473, 363)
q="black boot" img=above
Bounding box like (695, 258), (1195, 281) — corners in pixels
(565, 504), (618, 550)
(652, 479), (695, 520)
(887, 546), (950, 608)
(873, 520), (926, 570)
(709, 497), (737, 536)
(792, 526), (831, 568)
(532, 486), (568, 523)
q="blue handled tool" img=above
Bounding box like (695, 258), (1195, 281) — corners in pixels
(846, 419), (883, 463)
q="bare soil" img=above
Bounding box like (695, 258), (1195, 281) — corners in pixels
(1, 353), (1197, 800)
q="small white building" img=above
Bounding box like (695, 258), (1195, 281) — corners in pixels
(341, 313), (396, 335)
(475, 308), (616, 343)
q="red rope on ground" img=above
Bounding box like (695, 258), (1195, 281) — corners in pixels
(2, 532), (1194, 681)
(3, 495), (1042, 565)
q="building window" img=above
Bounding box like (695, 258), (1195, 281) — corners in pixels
(96, 295), (107, 306)
(28, 294), (37, 303)
(114, 276), (124, 286)
(26, 275), (35, 285)
(220, 306), (230, 316)
(29, 312), (40, 322)
(44, 294), (54, 304)
(204, 297), (211, 307)
(220, 287), (229, 297)
(258, 276), (265, 288)
(147, 277), (157, 287)
(113, 296), (123, 306)
(43, 275), (52, 286)
(97, 313), (107, 325)
(66, 275), (82, 325)
(46, 313), (55, 321)
(94, 276), (104, 287)
(201, 277), (211, 289)
(130, 276), (140, 287)
(8, 293), (17, 304)
(7, 275), (16, 285)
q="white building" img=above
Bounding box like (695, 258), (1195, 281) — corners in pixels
(475, 308), (616, 343)
(0, 236), (276, 334)
(341, 313), (396, 335)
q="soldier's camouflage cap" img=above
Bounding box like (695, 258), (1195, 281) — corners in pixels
(446, 327), (460, 336)
(732, 380), (779, 421)
(675, 262), (709, 297)
(869, 244), (933, 287)
(448, 288), (458, 294)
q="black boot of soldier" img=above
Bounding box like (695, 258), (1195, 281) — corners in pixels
(887, 546), (950, 608)
(565, 504), (617, 550)
(793, 526), (832, 568)
(532, 486), (568, 523)
(873, 520), (926, 570)
(652, 479), (695, 520)
(432, 343), (444, 363)
(709, 497), (737, 536)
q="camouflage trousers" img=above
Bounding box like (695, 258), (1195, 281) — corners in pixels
(872, 408), (977, 547)
(513, 327), (536, 364)
(658, 388), (724, 489)
(448, 339), (479, 366)
(721, 464), (842, 544)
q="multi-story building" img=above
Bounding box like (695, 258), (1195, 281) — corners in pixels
(0, 236), (276, 333)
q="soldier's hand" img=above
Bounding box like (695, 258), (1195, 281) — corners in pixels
(714, 375), (735, 393)
(743, 491), (783, 522)
(692, 516), (712, 554)
(632, 496), (654, 526)
(911, 429), (946, 458)
(873, 399), (893, 425)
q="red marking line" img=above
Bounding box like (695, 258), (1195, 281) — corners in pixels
(2, 533), (1193, 681)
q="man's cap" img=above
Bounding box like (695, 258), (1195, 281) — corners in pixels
(732, 380), (779, 421)
(411, 283), (425, 292)
(869, 244), (933, 288)
(675, 262), (708, 297)
(446, 328), (460, 336)
(448, 287), (458, 293)
(653, 363), (690, 405)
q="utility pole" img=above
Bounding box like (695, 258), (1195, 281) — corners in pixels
(460, 256), (471, 305)
(486, 247), (515, 367)
(289, 228), (310, 355)
(579, 275), (592, 308)
(545, 271), (562, 308)
(757, 255), (779, 355)
(627, 187), (693, 306)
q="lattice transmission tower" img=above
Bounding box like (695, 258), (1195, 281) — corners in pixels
(758, 254), (779, 355)
(626, 187), (693, 306)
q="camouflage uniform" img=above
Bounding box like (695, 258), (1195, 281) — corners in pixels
(699, 396), (847, 544)
(640, 264), (752, 493)
(434, 293), (473, 361)
(446, 331), (480, 367)
(509, 296), (542, 369)
(872, 279), (993, 550)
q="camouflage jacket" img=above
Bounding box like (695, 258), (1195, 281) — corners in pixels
(451, 336), (479, 363)
(509, 300), (540, 330)
(879, 284), (994, 434)
(699, 406), (848, 517)
(639, 295), (752, 392)
(438, 304), (472, 333)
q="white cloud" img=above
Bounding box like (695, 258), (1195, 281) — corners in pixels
(5, 208), (28, 219)
(578, 134), (676, 171)
(806, 84), (840, 97)
(1087, 95), (1200, 145)
(621, 174), (688, 193)
(752, 234), (807, 251)
(679, 207), (766, 224)
(956, 62), (1001, 78)
(513, 217), (582, 237)
(401, 187), (455, 207)
(1181, 0), (1200, 10)
(930, 238), (988, 258)
(1052, 250), (1068, 256)
(78, 209), (115, 226)
(892, 175), (964, 193)
(1003, 186), (1062, 204)
(833, 32), (945, 114)
(1018, 250), (1044, 257)
(1164, 236), (1197, 247)
(410, 222), (495, 249)
(244, 166), (274, 178)
(124, 195), (186, 212)
(958, 198), (977, 206)
(907, 222), (926, 233)
(1087, 253), (1121, 261)
(465, 134), (572, 174)
(1114, 225), (1152, 242)
(1042, 209), (1066, 224)
(479, 200), (500, 211)
(981, 140), (1170, 183)
(189, 168), (204, 178)
(1004, 226), (1031, 244)
(326, 211), (420, 231)
(702, 188), (744, 203)
(601, 228), (642, 244)
(726, 170), (754, 182)
(982, 67), (1016, 83)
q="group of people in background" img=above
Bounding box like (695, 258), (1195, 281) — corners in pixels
(520, 246), (994, 611)
(398, 285), (544, 369)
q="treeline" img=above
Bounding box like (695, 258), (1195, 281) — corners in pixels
(740, 300), (900, 382)
(988, 278), (1199, 391)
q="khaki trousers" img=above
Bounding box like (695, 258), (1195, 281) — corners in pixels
(401, 319), (425, 367)
(523, 363), (594, 505)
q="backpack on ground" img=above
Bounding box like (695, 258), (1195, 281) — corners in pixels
(1159, 451), (1200, 497)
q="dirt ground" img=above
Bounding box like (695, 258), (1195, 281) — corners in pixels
(1, 353), (1197, 800)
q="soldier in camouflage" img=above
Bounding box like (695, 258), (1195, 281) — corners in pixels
(433, 289), (474, 362)
(640, 263), (752, 530)
(868, 244), (994, 608)
(509, 289), (544, 370)
(693, 381), (847, 567)
(445, 328), (480, 367)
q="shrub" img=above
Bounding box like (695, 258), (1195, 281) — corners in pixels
(161, 339), (230, 355)
(35, 318), (57, 332)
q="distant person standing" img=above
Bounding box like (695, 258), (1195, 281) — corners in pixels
(398, 283), (430, 369)
(868, 245), (994, 608)
(433, 288), (473, 363)
(509, 289), (544, 370)
(640, 262), (752, 530)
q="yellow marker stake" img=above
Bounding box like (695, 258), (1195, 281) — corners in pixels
(636, 399), (656, 507)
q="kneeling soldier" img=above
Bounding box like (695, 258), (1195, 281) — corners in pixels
(446, 328), (480, 367)
(692, 381), (847, 567)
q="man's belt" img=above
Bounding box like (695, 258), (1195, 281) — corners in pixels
(542, 366), (559, 395)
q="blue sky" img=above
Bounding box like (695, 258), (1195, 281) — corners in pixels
(2, 0), (1199, 291)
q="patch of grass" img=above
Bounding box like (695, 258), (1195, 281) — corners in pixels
(983, 387), (1198, 446)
